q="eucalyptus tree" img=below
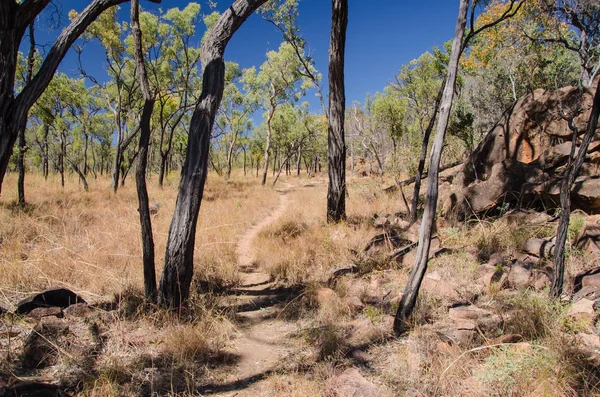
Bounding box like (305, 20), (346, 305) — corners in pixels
(0, 0), (160, 197)
(392, 51), (445, 222)
(158, 0), (270, 308)
(394, 0), (524, 335)
(242, 41), (312, 186)
(80, 7), (143, 192)
(217, 62), (254, 179)
(141, 3), (203, 187)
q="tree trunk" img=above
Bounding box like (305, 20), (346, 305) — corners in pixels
(327, 0), (348, 222)
(60, 130), (66, 188)
(67, 157), (89, 191)
(132, 0), (157, 302)
(158, 0), (268, 308)
(261, 107), (275, 186)
(394, 0), (468, 335)
(551, 79), (600, 298)
(410, 79), (444, 224)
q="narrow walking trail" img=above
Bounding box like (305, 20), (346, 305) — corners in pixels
(200, 186), (300, 396)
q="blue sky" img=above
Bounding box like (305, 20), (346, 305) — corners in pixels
(37, 0), (460, 112)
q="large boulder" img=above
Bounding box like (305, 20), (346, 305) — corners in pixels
(446, 84), (600, 218)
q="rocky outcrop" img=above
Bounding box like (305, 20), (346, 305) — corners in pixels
(445, 84), (600, 218)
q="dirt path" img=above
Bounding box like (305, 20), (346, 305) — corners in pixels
(201, 187), (298, 396)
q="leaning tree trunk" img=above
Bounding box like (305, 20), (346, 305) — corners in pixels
(551, 79), (600, 298)
(394, 0), (468, 335)
(159, 0), (268, 308)
(327, 0), (348, 222)
(131, 0), (157, 302)
(410, 80), (444, 224)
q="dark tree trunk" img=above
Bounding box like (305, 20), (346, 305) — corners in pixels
(551, 80), (600, 298)
(158, 153), (167, 187)
(132, 0), (157, 302)
(158, 0), (268, 308)
(394, 0), (468, 335)
(327, 0), (348, 222)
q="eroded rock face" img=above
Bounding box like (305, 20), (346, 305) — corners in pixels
(444, 84), (600, 218)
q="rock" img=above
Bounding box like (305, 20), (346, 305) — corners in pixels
(523, 238), (555, 258)
(571, 177), (600, 214)
(459, 160), (548, 215)
(488, 334), (523, 345)
(455, 330), (477, 345)
(344, 296), (364, 311)
(583, 273), (600, 289)
(507, 263), (533, 288)
(421, 272), (458, 300)
(567, 298), (598, 323)
(573, 286), (600, 303)
(576, 215), (600, 256)
(23, 317), (70, 369)
(326, 368), (383, 397)
(16, 288), (86, 315)
(451, 83), (600, 218)
(449, 305), (481, 320)
(579, 333), (600, 352)
(454, 319), (477, 330)
(532, 270), (551, 290)
(478, 265), (508, 290)
(313, 288), (339, 308)
(27, 306), (63, 320)
(364, 230), (404, 256)
(393, 218), (410, 230)
(63, 303), (91, 318)
(574, 267), (600, 293)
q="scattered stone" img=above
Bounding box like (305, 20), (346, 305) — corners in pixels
(576, 215), (600, 256)
(507, 263), (532, 288)
(579, 333), (600, 352)
(478, 265), (508, 290)
(583, 273), (600, 289)
(344, 296), (364, 311)
(23, 316), (70, 369)
(421, 272), (458, 300)
(488, 334), (523, 345)
(574, 267), (600, 292)
(523, 238), (555, 258)
(16, 288), (86, 315)
(532, 270), (551, 290)
(567, 298), (598, 323)
(449, 305), (481, 320)
(455, 330), (477, 345)
(27, 306), (63, 320)
(573, 286), (600, 303)
(326, 368), (383, 397)
(63, 303), (91, 318)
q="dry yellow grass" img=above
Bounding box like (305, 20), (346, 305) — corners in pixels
(0, 172), (279, 308)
